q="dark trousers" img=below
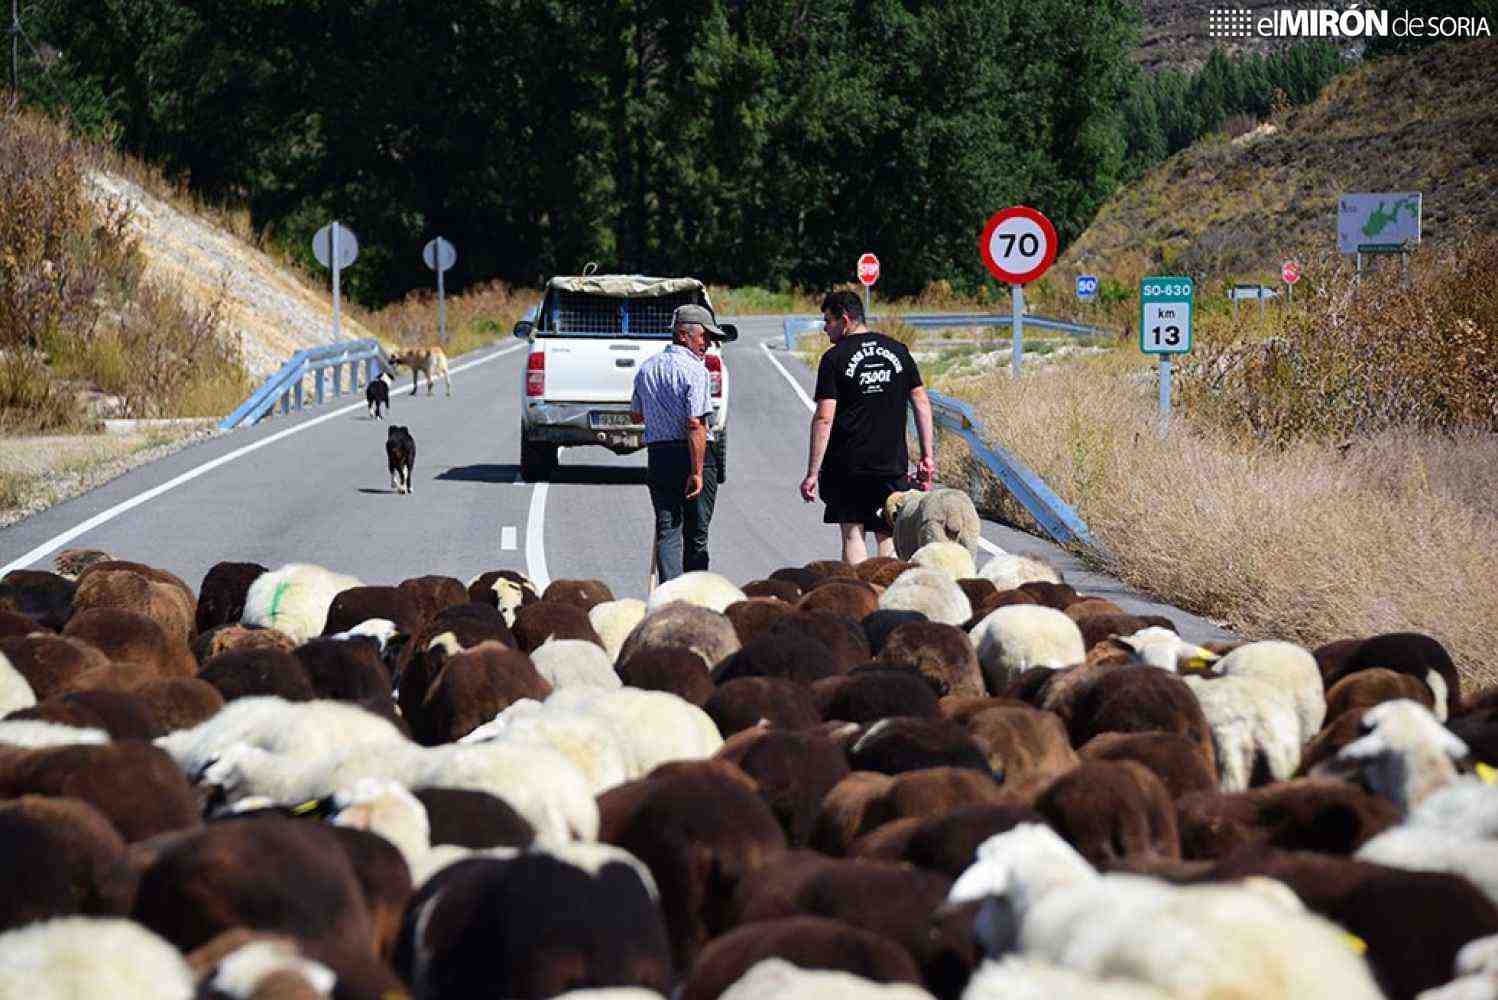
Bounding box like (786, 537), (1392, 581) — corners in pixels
(647, 441), (718, 582)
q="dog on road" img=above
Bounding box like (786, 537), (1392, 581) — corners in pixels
(387, 346), (451, 397)
(386, 425), (415, 494)
(366, 372), (390, 419)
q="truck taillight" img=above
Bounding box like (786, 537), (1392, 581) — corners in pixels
(704, 354), (722, 397)
(526, 352), (545, 397)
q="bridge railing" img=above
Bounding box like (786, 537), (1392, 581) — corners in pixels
(781, 312), (1110, 350)
(220, 339), (393, 431)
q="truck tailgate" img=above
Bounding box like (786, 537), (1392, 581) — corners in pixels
(540, 339), (668, 402)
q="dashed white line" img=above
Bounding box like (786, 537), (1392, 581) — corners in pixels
(500, 526), (517, 551)
(0, 343), (527, 576)
(525, 482), (550, 592)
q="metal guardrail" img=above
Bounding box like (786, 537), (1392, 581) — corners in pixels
(781, 312), (1110, 349)
(220, 339), (392, 430)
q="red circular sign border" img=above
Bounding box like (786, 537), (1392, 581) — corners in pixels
(1281, 260), (1301, 284)
(857, 252), (881, 286)
(978, 206), (1058, 285)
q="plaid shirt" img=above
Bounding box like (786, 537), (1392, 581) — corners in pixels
(631, 344), (714, 444)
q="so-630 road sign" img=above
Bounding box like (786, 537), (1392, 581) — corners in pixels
(1139, 277), (1194, 354)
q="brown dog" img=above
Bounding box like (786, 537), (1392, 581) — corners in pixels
(387, 346), (452, 396)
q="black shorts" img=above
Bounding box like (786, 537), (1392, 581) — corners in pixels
(820, 470), (906, 532)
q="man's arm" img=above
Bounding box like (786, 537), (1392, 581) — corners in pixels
(685, 416), (707, 498)
(800, 398), (837, 501)
(909, 386), (936, 484)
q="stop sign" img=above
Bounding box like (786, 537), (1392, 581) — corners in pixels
(857, 253), (880, 286)
(1282, 260), (1301, 284)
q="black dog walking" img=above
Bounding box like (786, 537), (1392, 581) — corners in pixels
(386, 425), (415, 494)
(366, 372), (390, 419)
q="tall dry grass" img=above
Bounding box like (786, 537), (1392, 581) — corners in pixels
(367, 279), (534, 359)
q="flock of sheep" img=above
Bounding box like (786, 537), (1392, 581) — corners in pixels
(0, 485), (1493, 1000)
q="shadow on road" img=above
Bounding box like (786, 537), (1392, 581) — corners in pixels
(437, 464), (523, 484)
(544, 464), (649, 486)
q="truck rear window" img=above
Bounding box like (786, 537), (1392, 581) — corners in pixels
(540, 290), (701, 338)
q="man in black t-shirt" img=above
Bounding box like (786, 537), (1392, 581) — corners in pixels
(799, 290), (935, 565)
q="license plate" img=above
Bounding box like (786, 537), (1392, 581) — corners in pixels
(590, 412), (637, 428)
(606, 432), (642, 449)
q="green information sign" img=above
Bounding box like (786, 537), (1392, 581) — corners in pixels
(1139, 276), (1194, 355)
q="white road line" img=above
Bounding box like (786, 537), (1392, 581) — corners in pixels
(977, 536), (1004, 555)
(500, 526), (517, 551)
(525, 482), (550, 592)
(0, 343), (527, 575)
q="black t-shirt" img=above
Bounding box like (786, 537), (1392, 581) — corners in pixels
(813, 331), (923, 477)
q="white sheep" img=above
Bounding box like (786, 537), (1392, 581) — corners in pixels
(0, 719), (109, 748)
(209, 938), (336, 999)
(1214, 640), (1325, 742)
(544, 686), (723, 779)
(241, 562), (363, 644)
(1115, 627), (1219, 674)
(326, 617), (399, 651)
(589, 598), (648, 664)
(884, 487), (981, 559)
(530, 638), (623, 690)
(0, 916), (196, 1000)
(646, 571), (746, 614)
(968, 605), (1084, 689)
(978, 551), (1064, 591)
(911, 540), (978, 581)
(721, 958), (937, 1000)
(1313, 699), (1468, 813)
(461, 698), (631, 794)
(879, 566), (973, 626)
(1417, 934), (1498, 1000)
(1181, 673), (1302, 792)
(962, 957), (1172, 1000)
(1355, 773), (1498, 911)
(0, 651), (36, 717)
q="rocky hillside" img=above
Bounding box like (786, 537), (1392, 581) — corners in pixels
(83, 171), (378, 380)
(1058, 38), (1498, 284)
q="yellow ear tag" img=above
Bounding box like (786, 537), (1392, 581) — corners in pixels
(1183, 656), (1214, 674)
(291, 799), (322, 815)
(1343, 932), (1368, 955)
(1477, 762), (1498, 786)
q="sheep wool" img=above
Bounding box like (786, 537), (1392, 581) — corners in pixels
(1356, 824), (1498, 912)
(545, 686), (724, 780)
(531, 638), (624, 690)
(0, 916), (196, 1000)
(1215, 640), (1326, 741)
(1317, 699), (1468, 813)
(647, 571), (747, 614)
(1116, 627), (1218, 673)
(961, 958), (1173, 1000)
(0, 719), (109, 748)
(879, 566), (973, 626)
(720, 959), (938, 1000)
(978, 552), (1064, 592)
(209, 939), (336, 999)
(968, 605), (1085, 689)
(461, 698), (631, 794)
(590, 598), (648, 664)
(0, 651), (36, 717)
(911, 540), (978, 581)
(886, 487), (982, 559)
(1181, 674), (1302, 792)
(330, 777), (432, 872)
(241, 563), (364, 644)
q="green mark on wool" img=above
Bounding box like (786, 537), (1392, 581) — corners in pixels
(267, 580), (290, 623)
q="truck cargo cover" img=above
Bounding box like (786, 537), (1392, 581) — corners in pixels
(544, 275), (708, 299)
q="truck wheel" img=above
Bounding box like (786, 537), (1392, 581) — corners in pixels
(520, 439), (557, 481)
(712, 434), (727, 484)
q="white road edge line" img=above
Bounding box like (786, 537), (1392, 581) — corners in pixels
(0, 342), (528, 576)
(500, 526), (517, 551)
(761, 337), (1007, 558)
(525, 482), (550, 592)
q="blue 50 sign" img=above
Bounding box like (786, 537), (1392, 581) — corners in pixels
(1076, 274), (1098, 299)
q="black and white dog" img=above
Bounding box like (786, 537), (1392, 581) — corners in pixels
(386, 425), (415, 494)
(366, 372), (391, 419)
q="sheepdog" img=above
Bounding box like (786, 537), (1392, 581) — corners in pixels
(387, 346), (452, 397)
(386, 426), (416, 495)
(366, 372), (390, 419)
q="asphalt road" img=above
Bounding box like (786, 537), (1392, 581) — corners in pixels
(0, 316), (1234, 643)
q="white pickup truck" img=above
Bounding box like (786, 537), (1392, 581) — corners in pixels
(512, 274), (735, 482)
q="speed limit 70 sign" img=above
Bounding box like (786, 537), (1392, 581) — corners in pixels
(1139, 277), (1194, 354)
(979, 206), (1057, 285)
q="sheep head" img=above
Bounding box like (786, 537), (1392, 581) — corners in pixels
(329, 777), (431, 866)
(1117, 627), (1220, 673)
(883, 489), (922, 531)
(1314, 699), (1468, 813)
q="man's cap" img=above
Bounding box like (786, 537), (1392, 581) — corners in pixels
(673, 304), (732, 341)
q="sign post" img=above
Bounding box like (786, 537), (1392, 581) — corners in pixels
(423, 237), (458, 343)
(1140, 277), (1194, 436)
(312, 221), (359, 341)
(857, 253), (880, 320)
(1281, 259), (1300, 304)
(979, 207), (1058, 379)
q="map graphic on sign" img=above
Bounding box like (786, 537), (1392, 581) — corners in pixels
(1338, 192), (1421, 253)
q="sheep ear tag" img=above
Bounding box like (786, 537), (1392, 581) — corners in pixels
(1183, 655), (1216, 674)
(291, 798), (324, 815)
(1342, 932), (1368, 955)
(1477, 762), (1498, 786)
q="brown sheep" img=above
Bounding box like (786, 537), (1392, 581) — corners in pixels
(198, 647), (316, 703)
(879, 620), (984, 698)
(131, 677), (224, 734)
(1295, 708), (1368, 776)
(408, 640), (551, 746)
(766, 609), (871, 674)
(1449, 705), (1498, 767)
(845, 716), (992, 776)
(466, 569), (540, 622)
(1078, 731), (1216, 799)
(812, 767), (1012, 856)
(1315, 632), (1460, 719)
(598, 759), (788, 971)
(1065, 665), (1217, 773)
(324, 824), (413, 960)
(804, 559), (859, 583)
(1325, 666), (1436, 722)
(8, 688), (161, 740)
(713, 631), (841, 687)
(1033, 759), (1180, 867)
(1017, 580), (1080, 610)
(509, 600), (604, 653)
(0, 795), (128, 931)
(961, 588), (1041, 630)
(63, 606), (195, 681)
(681, 915), (922, 1000)
(617, 601), (741, 673)
(716, 727), (851, 847)
(862, 609), (928, 656)
(858, 559), (916, 588)
(294, 637), (393, 702)
(194, 561), (268, 635)
(52, 547), (113, 580)
(741, 579), (803, 603)
(768, 566), (820, 593)
(896, 803), (1049, 878)
(191, 623), (296, 665)
(724, 597), (794, 646)
(0, 569), (76, 630)
(412, 786), (535, 850)
(320, 585), (424, 637)
(1073, 612), (1178, 652)
(954, 578), (1000, 614)
(1176, 778), (1400, 861)
(76, 563), (196, 645)
(799, 579), (880, 621)
(809, 772), (896, 857)
(812, 666), (942, 725)
(958, 704), (1079, 785)
(0, 608), (46, 638)
(616, 646), (714, 705)
(396, 573), (469, 625)
(541, 577), (616, 612)
(1062, 597), (1127, 621)
(0, 741), (200, 841)
(395, 602), (516, 722)
(1003, 665), (1059, 707)
(0, 632), (111, 699)
(846, 817), (926, 863)
(703, 677), (822, 737)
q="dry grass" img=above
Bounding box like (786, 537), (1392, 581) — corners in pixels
(366, 279), (534, 359)
(934, 349), (1498, 689)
